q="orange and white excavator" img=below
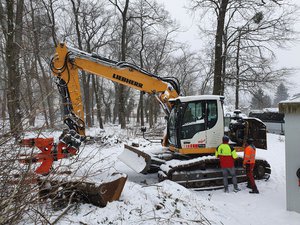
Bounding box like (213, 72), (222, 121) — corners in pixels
(20, 42), (270, 204)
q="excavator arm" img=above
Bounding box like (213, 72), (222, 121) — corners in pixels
(50, 43), (180, 136)
(18, 43), (170, 206)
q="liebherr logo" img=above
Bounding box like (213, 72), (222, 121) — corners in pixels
(113, 74), (143, 88)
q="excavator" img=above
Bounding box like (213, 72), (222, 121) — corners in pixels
(19, 42), (270, 206)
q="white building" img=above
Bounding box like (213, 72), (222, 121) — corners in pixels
(279, 97), (300, 213)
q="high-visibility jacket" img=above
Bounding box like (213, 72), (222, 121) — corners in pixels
(243, 144), (256, 165)
(215, 143), (238, 168)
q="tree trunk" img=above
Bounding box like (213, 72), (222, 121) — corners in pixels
(149, 96), (154, 128)
(41, 0), (58, 47)
(235, 30), (241, 109)
(113, 84), (119, 124)
(5, 0), (24, 138)
(92, 76), (104, 129)
(138, 24), (145, 127)
(137, 92), (144, 126)
(100, 80), (112, 124)
(82, 74), (92, 127)
(37, 55), (55, 127)
(117, 0), (130, 129)
(35, 65), (50, 128)
(22, 57), (35, 126)
(213, 0), (229, 96)
(117, 84), (126, 128)
(154, 99), (160, 124)
(71, 0), (92, 128)
(29, 0), (55, 127)
(0, 42), (7, 124)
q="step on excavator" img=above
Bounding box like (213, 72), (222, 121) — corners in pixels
(19, 43), (271, 206)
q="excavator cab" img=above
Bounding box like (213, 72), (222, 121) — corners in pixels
(167, 96), (267, 154)
(167, 95), (225, 154)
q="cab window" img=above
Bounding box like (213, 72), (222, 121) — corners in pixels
(180, 100), (218, 140)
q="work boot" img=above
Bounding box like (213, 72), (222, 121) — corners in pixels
(224, 187), (229, 193)
(233, 187), (241, 193)
(249, 189), (259, 194)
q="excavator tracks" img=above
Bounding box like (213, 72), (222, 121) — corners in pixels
(121, 144), (271, 190)
(158, 157), (271, 190)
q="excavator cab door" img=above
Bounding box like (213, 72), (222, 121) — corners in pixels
(167, 101), (180, 148)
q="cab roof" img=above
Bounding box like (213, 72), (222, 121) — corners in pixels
(169, 95), (224, 103)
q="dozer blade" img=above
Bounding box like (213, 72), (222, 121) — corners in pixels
(118, 144), (152, 174)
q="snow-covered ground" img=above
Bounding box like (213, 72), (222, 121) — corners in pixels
(19, 128), (300, 225)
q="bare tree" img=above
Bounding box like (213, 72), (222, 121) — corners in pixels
(108, 0), (131, 129)
(80, 1), (112, 129)
(66, 0), (114, 129)
(190, 0), (229, 95)
(68, 0), (93, 128)
(101, 79), (114, 123)
(190, 0), (297, 107)
(224, 1), (297, 108)
(0, 0), (25, 138)
(41, 0), (59, 47)
(28, 0), (56, 127)
(129, 0), (175, 126)
(166, 48), (201, 96)
(0, 33), (8, 127)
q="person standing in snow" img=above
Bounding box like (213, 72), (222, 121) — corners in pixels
(243, 138), (259, 194)
(215, 135), (241, 193)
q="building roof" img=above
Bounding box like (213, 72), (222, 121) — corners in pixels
(279, 97), (300, 114)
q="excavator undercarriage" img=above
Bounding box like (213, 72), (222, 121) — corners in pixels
(158, 157), (271, 190)
(120, 114), (271, 190)
(121, 143), (271, 190)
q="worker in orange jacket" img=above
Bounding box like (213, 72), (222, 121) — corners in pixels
(216, 135), (241, 193)
(243, 138), (259, 194)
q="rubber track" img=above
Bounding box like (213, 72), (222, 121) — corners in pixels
(158, 157), (271, 190)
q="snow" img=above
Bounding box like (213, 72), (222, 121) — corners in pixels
(281, 96), (300, 103)
(18, 127), (300, 225)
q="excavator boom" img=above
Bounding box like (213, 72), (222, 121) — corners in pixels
(50, 43), (180, 136)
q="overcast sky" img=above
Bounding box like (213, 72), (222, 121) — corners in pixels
(158, 0), (300, 97)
